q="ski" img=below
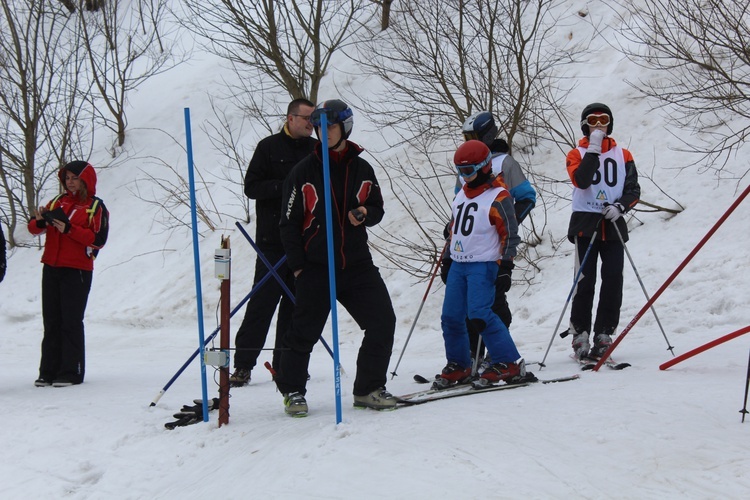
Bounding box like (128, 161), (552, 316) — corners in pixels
(395, 374), (580, 406)
(570, 353), (631, 371)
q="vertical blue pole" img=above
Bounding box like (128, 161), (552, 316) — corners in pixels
(320, 113), (343, 424)
(184, 108), (210, 422)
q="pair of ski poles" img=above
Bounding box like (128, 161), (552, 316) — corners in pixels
(539, 217), (674, 368)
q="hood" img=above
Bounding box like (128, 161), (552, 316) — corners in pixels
(58, 160), (97, 197)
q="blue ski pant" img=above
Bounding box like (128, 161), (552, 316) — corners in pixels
(441, 261), (521, 368)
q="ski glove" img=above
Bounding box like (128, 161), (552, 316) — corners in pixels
(495, 260), (514, 294)
(587, 129), (605, 155)
(440, 255), (453, 284)
(602, 202), (625, 221)
(164, 398), (219, 430)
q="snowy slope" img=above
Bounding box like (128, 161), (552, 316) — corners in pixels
(1, 1), (749, 498)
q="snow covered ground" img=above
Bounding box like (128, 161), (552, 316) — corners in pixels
(1, 2), (749, 498)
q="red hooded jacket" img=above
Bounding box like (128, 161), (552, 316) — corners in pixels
(28, 161), (109, 271)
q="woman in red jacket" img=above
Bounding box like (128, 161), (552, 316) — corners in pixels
(28, 161), (109, 387)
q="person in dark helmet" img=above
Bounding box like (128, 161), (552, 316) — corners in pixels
(563, 102), (640, 360)
(436, 140), (532, 388)
(458, 111), (536, 223)
(443, 110), (537, 367)
(229, 98), (317, 388)
(28, 161), (109, 387)
(276, 99), (397, 416)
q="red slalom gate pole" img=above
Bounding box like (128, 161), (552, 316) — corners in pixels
(594, 183), (750, 371)
(659, 325), (750, 370)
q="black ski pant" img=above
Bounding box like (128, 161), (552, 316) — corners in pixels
(39, 265), (92, 384)
(276, 263), (396, 397)
(233, 251), (294, 373)
(569, 237), (624, 336)
(467, 283), (512, 361)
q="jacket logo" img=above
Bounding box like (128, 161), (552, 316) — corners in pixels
(301, 183), (318, 231)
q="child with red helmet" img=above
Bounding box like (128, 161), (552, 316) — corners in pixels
(436, 140), (533, 388)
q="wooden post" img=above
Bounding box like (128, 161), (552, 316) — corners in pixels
(218, 236), (231, 426)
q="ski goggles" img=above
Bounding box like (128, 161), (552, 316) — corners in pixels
(462, 131), (480, 141)
(455, 151), (492, 179)
(310, 107), (353, 128)
(582, 113), (610, 128)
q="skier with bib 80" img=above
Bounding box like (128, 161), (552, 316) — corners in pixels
(436, 140), (533, 388)
(564, 103), (640, 360)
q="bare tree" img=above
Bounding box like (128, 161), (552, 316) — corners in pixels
(78, 0), (179, 150)
(352, 0), (583, 277)
(0, 0), (91, 245)
(614, 0), (750, 180)
(181, 0), (376, 117)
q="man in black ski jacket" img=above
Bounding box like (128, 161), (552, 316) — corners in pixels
(275, 99), (397, 417)
(230, 98), (317, 387)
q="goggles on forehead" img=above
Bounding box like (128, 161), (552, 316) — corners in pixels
(455, 151), (492, 179)
(310, 107), (353, 128)
(582, 113), (610, 128)
(462, 131), (479, 141)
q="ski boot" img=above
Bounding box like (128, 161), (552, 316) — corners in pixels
(433, 362), (472, 389)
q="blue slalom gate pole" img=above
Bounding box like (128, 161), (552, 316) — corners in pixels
(234, 221), (341, 366)
(149, 257), (288, 407)
(184, 108), (210, 422)
(320, 113), (343, 424)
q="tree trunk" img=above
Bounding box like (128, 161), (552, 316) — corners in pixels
(381, 0), (392, 31)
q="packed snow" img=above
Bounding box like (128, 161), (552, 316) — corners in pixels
(1, 2), (749, 498)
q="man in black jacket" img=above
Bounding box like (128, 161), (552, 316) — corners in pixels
(230, 98), (317, 387)
(276, 99), (397, 416)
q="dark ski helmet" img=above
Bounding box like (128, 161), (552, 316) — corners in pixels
(311, 99), (354, 141)
(462, 111), (498, 147)
(580, 102), (613, 136)
(454, 140), (492, 179)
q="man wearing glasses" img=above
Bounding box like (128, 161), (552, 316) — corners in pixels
(230, 98), (317, 387)
(564, 103), (641, 361)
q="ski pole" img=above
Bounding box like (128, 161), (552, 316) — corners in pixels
(539, 227), (599, 369)
(390, 241), (448, 379)
(471, 335), (484, 377)
(234, 221), (340, 365)
(741, 348), (750, 423)
(594, 183), (750, 371)
(610, 220), (674, 355)
(149, 257), (287, 407)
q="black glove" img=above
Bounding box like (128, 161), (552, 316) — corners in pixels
(164, 397), (219, 430)
(495, 260), (514, 294)
(440, 255), (453, 284)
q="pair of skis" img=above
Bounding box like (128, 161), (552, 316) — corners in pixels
(570, 354), (631, 371)
(394, 373), (580, 406)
